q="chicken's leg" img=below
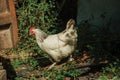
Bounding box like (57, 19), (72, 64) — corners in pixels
(48, 62), (57, 70)
(69, 55), (74, 61)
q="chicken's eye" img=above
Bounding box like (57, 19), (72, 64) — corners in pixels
(29, 30), (35, 36)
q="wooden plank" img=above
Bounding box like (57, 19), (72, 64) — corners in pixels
(0, 0), (18, 49)
(0, 62), (3, 70)
(0, 70), (7, 80)
(0, 24), (13, 48)
(0, 66), (3, 70)
(8, 0), (18, 47)
(0, 63), (2, 65)
(0, 62), (7, 80)
(0, 0), (9, 13)
(0, 12), (11, 26)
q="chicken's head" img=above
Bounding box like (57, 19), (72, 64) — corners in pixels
(29, 27), (36, 36)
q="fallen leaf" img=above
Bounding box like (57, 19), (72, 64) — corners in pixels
(80, 50), (90, 61)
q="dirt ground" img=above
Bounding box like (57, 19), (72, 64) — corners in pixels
(0, 50), (109, 80)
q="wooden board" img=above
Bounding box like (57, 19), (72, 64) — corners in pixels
(0, 24), (13, 48)
(0, 0), (18, 49)
(0, 70), (7, 80)
(0, 63), (7, 80)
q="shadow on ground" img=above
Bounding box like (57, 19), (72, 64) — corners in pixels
(0, 56), (17, 80)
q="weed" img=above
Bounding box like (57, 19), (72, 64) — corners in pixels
(12, 59), (23, 68)
(99, 75), (108, 80)
(15, 77), (21, 80)
(27, 57), (39, 70)
(99, 59), (120, 80)
(14, 0), (58, 70)
(16, 0), (58, 55)
(41, 63), (81, 80)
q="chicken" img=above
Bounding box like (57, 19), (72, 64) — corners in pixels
(29, 19), (77, 69)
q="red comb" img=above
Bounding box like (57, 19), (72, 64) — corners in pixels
(29, 26), (35, 31)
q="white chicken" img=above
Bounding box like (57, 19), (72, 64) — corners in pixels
(29, 19), (77, 69)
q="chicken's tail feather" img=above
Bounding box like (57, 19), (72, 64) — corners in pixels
(66, 19), (75, 30)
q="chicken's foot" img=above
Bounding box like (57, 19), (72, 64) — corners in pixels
(69, 55), (74, 61)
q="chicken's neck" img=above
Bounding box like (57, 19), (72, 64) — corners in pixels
(34, 29), (47, 43)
